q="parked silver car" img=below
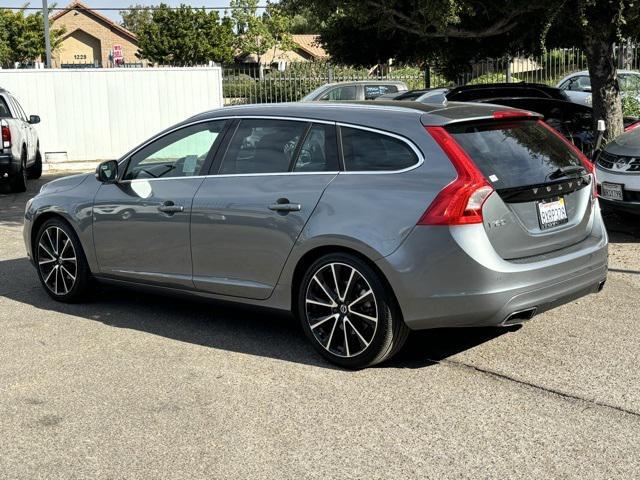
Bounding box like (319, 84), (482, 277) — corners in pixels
(596, 126), (640, 214)
(557, 70), (640, 106)
(24, 102), (608, 368)
(301, 81), (408, 101)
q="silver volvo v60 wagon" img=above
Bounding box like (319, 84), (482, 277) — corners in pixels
(24, 102), (608, 368)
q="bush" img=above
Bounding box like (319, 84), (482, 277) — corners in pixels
(622, 95), (640, 118)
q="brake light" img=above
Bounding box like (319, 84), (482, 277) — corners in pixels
(419, 126), (494, 225)
(537, 120), (597, 198)
(492, 110), (535, 120)
(1, 123), (10, 149)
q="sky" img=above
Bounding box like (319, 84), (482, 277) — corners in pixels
(0, 1), (236, 22)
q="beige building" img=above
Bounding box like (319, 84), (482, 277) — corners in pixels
(51, 1), (139, 68)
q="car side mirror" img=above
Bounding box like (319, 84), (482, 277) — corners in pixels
(96, 160), (118, 183)
(29, 115), (40, 124)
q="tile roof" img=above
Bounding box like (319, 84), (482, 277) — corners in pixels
(292, 35), (329, 59)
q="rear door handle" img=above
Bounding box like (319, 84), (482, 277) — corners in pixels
(268, 199), (301, 212)
(158, 201), (184, 214)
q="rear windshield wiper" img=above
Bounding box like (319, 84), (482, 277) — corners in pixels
(546, 165), (587, 180)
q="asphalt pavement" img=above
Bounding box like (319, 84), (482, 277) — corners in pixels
(1, 172), (639, 479)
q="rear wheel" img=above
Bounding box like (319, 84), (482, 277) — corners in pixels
(35, 218), (91, 302)
(27, 149), (42, 179)
(8, 150), (27, 193)
(298, 253), (409, 369)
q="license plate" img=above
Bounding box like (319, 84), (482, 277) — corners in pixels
(601, 182), (624, 201)
(537, 197), (568, 229)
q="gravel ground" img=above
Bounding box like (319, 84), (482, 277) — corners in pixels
(0, 172), (639, 479)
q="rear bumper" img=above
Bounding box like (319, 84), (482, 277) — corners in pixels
(597, 167), (640, 213)
(376, 209), (608, 330)
(0, 153), (18, 176)
(598, 196), (640, 214)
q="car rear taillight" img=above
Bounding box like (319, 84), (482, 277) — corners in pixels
(537, 120), (598, 198)
(625, 120), (640, 132)
(1, 123), (10, 149)
(419, 126), (494, 225)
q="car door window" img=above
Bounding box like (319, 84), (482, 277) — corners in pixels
(320, 86), (357, 101)
(364, 85), (398, 100)
(219, 119), (307, 174)
(123, 121), (226, 180)
(341, 126), (418, 171)
(0, 97), (11, 118)
(292, 124), (339, 172)
(568, 76), (591, 91)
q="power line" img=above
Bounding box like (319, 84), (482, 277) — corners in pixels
(0, 5), (269, 10)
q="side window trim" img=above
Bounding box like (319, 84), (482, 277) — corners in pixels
(120, 120), (227, 181)
(287, 122), (312, 171)
(336, 123), (424, 174)
(208, 118), (240, 175)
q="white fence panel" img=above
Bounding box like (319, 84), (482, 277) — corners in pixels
(0, 67), (223, 161)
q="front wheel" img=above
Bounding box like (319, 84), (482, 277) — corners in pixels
(35, 218), (91, 302)
(298, 253), (409, 369)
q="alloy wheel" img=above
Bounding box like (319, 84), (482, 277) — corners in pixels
(305, 262), (378, 358)
(37, 226), (78, 296)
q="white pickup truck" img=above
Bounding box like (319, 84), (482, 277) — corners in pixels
(0, 88), (42, 192)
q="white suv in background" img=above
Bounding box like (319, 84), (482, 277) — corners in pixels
(0, 88), (42, 192)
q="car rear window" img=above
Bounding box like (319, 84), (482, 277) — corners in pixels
(446, 120), (583, 189)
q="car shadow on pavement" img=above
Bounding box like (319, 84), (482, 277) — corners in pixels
(0, 256), (513, 370)
(602, 210), (640, 243)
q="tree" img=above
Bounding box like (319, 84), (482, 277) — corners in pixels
(120, 4), (153, 36)
(282, 0), (640, 142)
(231, 0), (296, 66)
(136, 4), (235, 65)
(231, 0), (274, 65)
(0, 7), (65, 68)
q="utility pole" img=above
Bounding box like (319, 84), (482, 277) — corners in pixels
(42, 0), (52, 68)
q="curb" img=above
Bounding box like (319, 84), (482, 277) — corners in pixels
(43, 161), (100, 172)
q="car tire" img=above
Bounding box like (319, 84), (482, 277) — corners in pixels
(27, 149), (43, 179)
(8, 150), (27, 193)
(34, 218), (91, 303)
(298, 253), (409, 369)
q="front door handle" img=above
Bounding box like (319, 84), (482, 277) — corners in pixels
(268, 198), (301, 212)
(158, 201), (184, 214)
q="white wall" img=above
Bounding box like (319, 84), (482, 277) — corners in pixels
(0, 67), (223, 161)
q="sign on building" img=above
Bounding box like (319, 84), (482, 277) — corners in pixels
(113, 45), (124, 65)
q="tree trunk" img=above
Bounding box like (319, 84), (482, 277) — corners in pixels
(582, 27), (624, 143)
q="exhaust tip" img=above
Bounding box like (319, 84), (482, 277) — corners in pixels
(502, 307), (537, 326)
